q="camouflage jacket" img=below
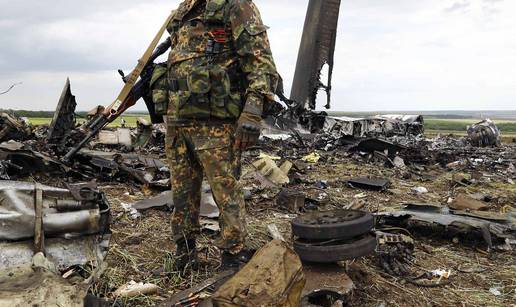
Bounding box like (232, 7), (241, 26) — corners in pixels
(164, 0), (278, 122)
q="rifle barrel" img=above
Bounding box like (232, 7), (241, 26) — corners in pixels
(62, 115), (109, 163)
(62, 37), (171, 162)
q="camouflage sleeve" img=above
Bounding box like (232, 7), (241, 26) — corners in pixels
(229, 0), (278, 116)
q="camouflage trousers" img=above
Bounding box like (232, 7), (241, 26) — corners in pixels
(166, 122), (247, 253)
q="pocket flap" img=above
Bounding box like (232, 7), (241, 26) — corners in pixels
(187, 68), (211, 94)
(150, 64), (168, 88)
(232, 23), (269, 41)
(210, 68), (230, 99)
(172, 90), (191, 109)
(206, 0), (226, 13)
(245, 23), (268, 36)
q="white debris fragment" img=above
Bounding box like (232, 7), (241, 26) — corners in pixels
(446, 160), (465, 169)
(272, 212), (297, 219)
(489, 287), (502, 296)
(393, 156), (406, 169)
(96, 128), (132, 146)
(114, 280), (159, 298)
(317, 192), (328, 201)
(200, 218), (220, 232)
(431, 269), (451, 279)
(32, 252), (58, 273)
(354, 192), (367, 199)
(121, 203), (141, 219)
(494, 239), (514, 251)
(143, 173), (154, 183)
(412, 187), (428, 194)
(261, 134), (291, 141)
(267, 224), (286, 242)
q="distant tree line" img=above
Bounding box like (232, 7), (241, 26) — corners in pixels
(0, 109), (55, 118)
(0, 109), (147, 118)
(425, 120), (516, 133)
(0, 109), (87, 118)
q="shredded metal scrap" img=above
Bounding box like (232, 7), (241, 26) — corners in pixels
(467, 119), (501, 147)
(0, 181), (111, 306)
(0, 112), (32, 142)
(377, 203), (516, 248)
(0, 181), (110, 270)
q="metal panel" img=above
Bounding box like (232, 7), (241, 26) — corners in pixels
(0, 181), (109, 241)
(47, 78), (77, 143)
(290, 0), (342, 110)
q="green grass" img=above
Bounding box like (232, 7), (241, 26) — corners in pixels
(105, 116), (151, 128)
(424, 118), (516, 133)
(26, 116), (516, 133)
(28, 117), (55, 126)
(28, 115), (151, 128)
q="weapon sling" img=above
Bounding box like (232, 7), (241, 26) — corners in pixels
(109, 10), (175, 116)
(63, 11), (175, 162)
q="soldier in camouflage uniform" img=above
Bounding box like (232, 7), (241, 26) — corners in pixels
(151, 0), (278, 270)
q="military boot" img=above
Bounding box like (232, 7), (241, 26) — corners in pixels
(220, 249), (254, 270)
(173, 238), (197, 271)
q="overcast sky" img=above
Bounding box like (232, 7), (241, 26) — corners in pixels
(0, 0), (515, 111)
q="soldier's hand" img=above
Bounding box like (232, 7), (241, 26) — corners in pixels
(235, 112), (262, 151)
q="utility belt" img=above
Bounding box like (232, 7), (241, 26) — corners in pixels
(150, 64), (244, 120)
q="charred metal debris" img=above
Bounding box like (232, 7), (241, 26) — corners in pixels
(0, 0), (515, 303)
(0, 82), (167, 188)
(2, 99), (514, 306)
(0, 180), (111, 306)
(0, 112), (32, 142)
(46, 78), (77, 145)
(376, 203), (516, 250)
(290, 0), (341, 110)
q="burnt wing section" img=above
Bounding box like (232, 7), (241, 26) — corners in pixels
(47, 78), (77, 143)
(290, 0), (341, 110)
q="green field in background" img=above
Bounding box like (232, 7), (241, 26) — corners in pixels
(28, 115), (150, 128)
(26, 116), (516, 133)
(424, 118), (516, 132)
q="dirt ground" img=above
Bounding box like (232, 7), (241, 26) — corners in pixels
(88, 140), (515, 307)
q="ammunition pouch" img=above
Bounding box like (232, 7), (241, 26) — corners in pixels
(165, 0), (249, 121)
(210, 67), (242, 119)
(171, 66), (243, 120)
(150, 64), (170, 116)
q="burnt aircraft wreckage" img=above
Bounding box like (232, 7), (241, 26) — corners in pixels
(0, 181), (110, 306)
(270, 0), (426, 138)
(1, 1), (515, 306)
(291, 0), (341, 111)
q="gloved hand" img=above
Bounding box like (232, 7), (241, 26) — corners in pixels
(235, 112), (262, 151)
